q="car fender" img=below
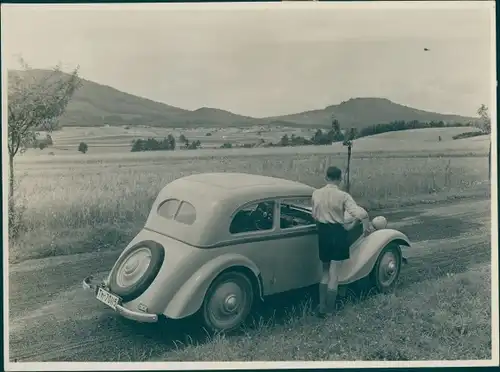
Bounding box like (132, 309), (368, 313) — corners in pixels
(163, 253), (262, 319)
(341, 229), (410, 284)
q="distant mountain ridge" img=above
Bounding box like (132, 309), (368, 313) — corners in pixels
(9, 69), (478, 129)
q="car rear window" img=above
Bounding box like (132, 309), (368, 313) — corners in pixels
(158, 199), (181, 219)
(175, 201), (196, 225)
(157, 198), (196, 225)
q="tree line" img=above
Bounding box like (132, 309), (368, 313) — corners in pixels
(272, 119), (473, 148)
(130, 134), (201, 152)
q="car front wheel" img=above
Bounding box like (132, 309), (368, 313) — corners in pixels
(370, 243), (402, 293)
(201, 271), (254, 333)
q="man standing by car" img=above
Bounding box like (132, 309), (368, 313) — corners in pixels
(312, 166), (372, 317)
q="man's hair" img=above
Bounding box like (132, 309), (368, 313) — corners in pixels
(326, 166), (342, 181)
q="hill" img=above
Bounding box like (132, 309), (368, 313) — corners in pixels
(267, 97), (477, 129)
(9, 69), (477, 129)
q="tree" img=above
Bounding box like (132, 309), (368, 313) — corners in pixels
(8, 58), (81, 229)
(38, 142), (48, 150)
(342, 128), (358, 193)
(179, 134), (187, 144)
(78, 142), (88, 154)
(477, 104), (491, 133)
(167, 134), (176, 150)
(332, 117), (340, 134)
(279, 134), (290, 147)
(187, 140), (201, 150)
(477, 104), (491, 179)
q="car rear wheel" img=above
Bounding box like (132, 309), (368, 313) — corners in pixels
(108, 241), (165, 302)
(370, 243), (402, 293)
(201, 271), (254, 333)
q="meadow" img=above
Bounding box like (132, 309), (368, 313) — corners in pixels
(9, 127), (490, 263)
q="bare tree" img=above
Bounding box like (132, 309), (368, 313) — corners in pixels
(8, 58), (82, 229)
(477, 104), (491, 180)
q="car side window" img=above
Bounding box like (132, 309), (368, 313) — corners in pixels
(230, 200), (275, 234)
(280, 197), (315, 229)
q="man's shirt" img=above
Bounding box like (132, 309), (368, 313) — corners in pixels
(311, 183), (369, 226)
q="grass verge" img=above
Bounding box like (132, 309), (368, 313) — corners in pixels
(156, 264), (491, 361)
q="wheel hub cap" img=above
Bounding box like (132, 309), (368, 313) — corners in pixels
(207, 280), (248, 328)
(224, 294), (238, 313)
(378, 251), (399, 287)
(386, 261), (396, 275)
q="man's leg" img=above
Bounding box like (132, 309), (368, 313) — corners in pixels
(317, 262), (329, 316)
(326, 260), (340, 312)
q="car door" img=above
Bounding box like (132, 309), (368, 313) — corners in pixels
(270, 197), (322, 295)
(226, 199), (282, 295)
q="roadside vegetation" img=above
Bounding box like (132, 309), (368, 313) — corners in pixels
(156, 264), (492, 361)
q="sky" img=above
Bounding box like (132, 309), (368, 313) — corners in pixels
(1, 2), (495, 118)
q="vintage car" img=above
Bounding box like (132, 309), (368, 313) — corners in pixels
(83, 172), (411, 333)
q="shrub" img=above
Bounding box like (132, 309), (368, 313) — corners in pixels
(453, 131), (485, 140)
(78, 142), (88, 154)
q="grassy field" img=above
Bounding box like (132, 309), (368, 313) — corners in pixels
(10, 128), (490, 264)
(27, 125), (484, 155)
(155, 263), (491, 361)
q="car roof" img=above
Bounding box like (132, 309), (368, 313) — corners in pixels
(179, 172), (312, 193)
(145, 173), (316, 247)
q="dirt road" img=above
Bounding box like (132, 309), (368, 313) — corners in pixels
(8, 197), (492, 362)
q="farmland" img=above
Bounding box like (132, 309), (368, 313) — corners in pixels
(28, 124), (481, 154)
(10, 127), (490, 263)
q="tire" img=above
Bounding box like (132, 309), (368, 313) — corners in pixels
(201, 271), (255, 333)
(108, 240), (165, 302)
(369, 242), (402, 294)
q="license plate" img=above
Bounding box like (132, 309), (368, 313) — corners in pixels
(96, 287), (120, 310)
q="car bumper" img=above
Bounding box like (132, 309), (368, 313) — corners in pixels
(82, 276), (159, 324)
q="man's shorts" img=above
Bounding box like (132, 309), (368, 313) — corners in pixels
(316, 222), (350, 262)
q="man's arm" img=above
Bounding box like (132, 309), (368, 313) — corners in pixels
(344, 193), (371, 230)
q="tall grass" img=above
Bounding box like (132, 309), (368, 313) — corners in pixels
(10, 152), (488, 263)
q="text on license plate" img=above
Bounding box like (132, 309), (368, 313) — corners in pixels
(96, 287), (120, 310)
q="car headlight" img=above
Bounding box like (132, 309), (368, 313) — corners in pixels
(372, 216), (388, 230)
(115, 247), (152, 288)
